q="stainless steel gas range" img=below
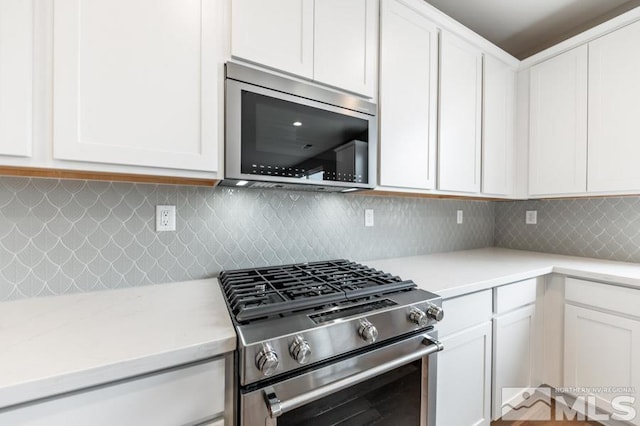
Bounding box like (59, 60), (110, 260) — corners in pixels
(219, 260), (444, 426)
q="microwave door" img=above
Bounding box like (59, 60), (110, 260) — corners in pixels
(225, 79), (377, 190)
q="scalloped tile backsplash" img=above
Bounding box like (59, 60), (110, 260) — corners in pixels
(495, 197), (640, 262)
(0, 177), (495, 300)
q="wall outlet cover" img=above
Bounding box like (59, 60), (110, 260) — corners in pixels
(525, 210), (538, 225)
(156, 205), (176, 232)
(365, 209), (374, 227)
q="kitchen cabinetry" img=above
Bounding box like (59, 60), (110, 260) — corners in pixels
(438, 31), (483, 193)
(564, 278), (640, 424)
(379, 0), (438, 189)
(314, 0), (378, 98)
(0, 0), (32, 157)
(437, 290), (492, 426)
(529, 45), (588, 196)
(482, 56), (516, 196)
(492, 279), (539, 420)
(52, 0), (222, 173)
(588, 19), (640, 192)
(0, 358), (227, 425)
(231, 0), (314, 78)
(231, 0), (378, 98)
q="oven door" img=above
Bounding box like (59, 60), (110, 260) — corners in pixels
(240, 331), (443, 426)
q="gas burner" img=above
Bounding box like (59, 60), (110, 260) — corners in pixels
(219, 260), (416, 323)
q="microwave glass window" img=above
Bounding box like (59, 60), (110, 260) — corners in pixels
(241, 91), (370, 183)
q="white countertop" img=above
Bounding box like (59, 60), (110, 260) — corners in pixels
(362, 247), (640, 299)
(3, 247), (640, 411)
(0, 278), (235, 410)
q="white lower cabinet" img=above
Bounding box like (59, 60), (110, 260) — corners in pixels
(492, 304), (537, 419)
(564, 278), (640, 425)
(436, 290), (493, 426)
(491, 279), (540, 420)
(0, 358), (227, 426)
(437, 322), (493, 426)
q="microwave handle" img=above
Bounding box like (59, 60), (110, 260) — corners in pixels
(262, 335), (444, 420)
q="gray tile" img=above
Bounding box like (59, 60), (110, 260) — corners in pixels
(495, 196), (640, 262)
(0, 177), (496, 301)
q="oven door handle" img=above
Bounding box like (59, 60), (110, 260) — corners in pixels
(262, 335), (444, 419)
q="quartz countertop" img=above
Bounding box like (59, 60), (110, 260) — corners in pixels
(0, 278), (235, 410)
(362, 247), (640, 299)
(4, 247), (640, 411)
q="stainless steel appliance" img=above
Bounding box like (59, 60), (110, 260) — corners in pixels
(219, 260), (444, 425)
(223, 63), (377, 192)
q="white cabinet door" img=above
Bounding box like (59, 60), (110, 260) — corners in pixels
(379, 0), (438, 189)
(529, 45), (587, 196)
(438, 31), (482, 193)
(565, 304), (640, 424)
(0, 0), (32, 157)
(314, 0), (378, 98)
(0, 359), (226, 426)
(437, 322), (492, 426)
(482, 56), (515, 196)
(492, 304), (537, 420)
(588, 20), (640, 192)
(231, 0), (313, 79)
(53, 0), (221, 172)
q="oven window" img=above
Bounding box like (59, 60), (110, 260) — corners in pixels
(240, 91), (370, 184)
(278, 360), (421, 426)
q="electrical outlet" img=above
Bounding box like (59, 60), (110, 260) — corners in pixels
(364, 209), (374, 227)
(156, 205), (176, 232)
(526, 210), (537, 225)
(456, 210), (463, 224)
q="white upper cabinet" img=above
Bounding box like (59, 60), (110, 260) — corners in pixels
(231, 0), (378, 98)
(53, 0), (221, 172)
(482, 56), (515, 196)
(0, 0), (33, 157)
(438, 31), (483, 193)
(588, 20), (640, 193)
(314, 0), (378, 98)
(529, 45), (587, 196)
(379, 0), (438, 189)
(231, 0), (314, 79)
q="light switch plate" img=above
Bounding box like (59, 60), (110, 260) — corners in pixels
(526, 210), (537, 225)
(457, 210), (463, 224)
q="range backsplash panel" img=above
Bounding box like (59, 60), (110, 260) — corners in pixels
(0, 177), (494, 300)
(496, 197), (640, 262)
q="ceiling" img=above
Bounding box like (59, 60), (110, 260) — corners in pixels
(424, 0), (640, 59)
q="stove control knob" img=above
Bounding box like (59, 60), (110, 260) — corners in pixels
(359, 320), (378, 344)
(256, 345), (279, 376)
(289, 336), (312, 364)
(409, 307), (429, 327)
(426, 304), (444, 322)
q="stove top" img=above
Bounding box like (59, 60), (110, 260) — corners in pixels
(219, 259), (416, 323)
(218, 260), (444, 387)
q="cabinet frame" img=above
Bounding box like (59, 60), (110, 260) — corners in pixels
(52, 0), (221, 172)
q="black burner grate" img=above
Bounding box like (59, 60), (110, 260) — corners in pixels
(219, 260), (416, 322)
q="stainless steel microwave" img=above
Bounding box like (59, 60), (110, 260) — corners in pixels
(222, 63), (377, 192)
